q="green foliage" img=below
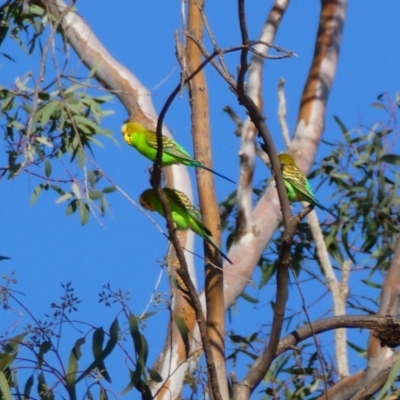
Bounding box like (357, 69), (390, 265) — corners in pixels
(315, 116), (400, 274)
(0, 332), (27, 400)
(0, 2), (117, 226)
(0, 2), (47, 56)
(1, 80), (116, 224)
(0, 279), (163, 400)
(120, 312), (151, 396)
(66, 337), (85, 399)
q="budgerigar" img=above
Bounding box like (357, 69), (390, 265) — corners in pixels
(122, 122), (235, 183)
(278, 153), (338, 218)
(139, 188), (232, 264)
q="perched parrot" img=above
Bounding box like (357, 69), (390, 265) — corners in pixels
(139, 188), (232, 264)
(278, 153), (338, 218)
(122, 122), (235, 183)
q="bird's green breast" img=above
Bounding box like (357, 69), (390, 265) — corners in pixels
(171, 209), (191, 230)
(172, 205), (206, 236)
(131, 132), (189, 166)
(152, 196), (191, 230)
(283, 180), (298, 202)
(130, 132), (155, 159)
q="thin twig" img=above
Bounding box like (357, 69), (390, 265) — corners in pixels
(185, 33), (295, 93)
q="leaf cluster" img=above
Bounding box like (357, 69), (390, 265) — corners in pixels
(1, 2), (118, 225)
(1, 64), (116, 225)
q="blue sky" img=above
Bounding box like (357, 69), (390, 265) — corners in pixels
(1, 0), (400, 395)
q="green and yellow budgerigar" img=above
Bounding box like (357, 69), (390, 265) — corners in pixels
(139, 188), (232, 264)
(122, 122), (235, 183)
(278, 153), (338, 218)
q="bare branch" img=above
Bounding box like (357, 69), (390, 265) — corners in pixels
(278, 315), (400, 356)
(235, 0), (291, 246)
(307, 210), (350, 378)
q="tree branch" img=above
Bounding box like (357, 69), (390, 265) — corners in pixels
(307, 209), (350, 378)
(185, 0), (227, 398)
(277, 315), (400, 357)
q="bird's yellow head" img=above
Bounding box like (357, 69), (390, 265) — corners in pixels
(278, 153), (296, 166)
(139, 189), (156, 211)
(121, 122), (145, 144)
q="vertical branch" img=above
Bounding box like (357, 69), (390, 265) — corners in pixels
(232, 2), (295, 399)
(278, 79), (333, 388)
(235, 0), (290, 240)
(150, 46), (234, 398)
(236, 0), (291, 227)
(185, 1), (228, 399)
(232, 0), (346, 398)
(307, 211), (350, 378)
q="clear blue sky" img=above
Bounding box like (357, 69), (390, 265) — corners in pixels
(1, 0), (399, 395)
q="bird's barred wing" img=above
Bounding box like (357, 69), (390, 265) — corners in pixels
(168, 189), (192, 209)
(145, 131), (193, 161)
(165, 189), (232, 262)
(284, 166), (316, 203)
(167, 189), (212, 236)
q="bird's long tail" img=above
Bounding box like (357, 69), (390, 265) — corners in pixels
(197, 163), (236, 184)
(314, 200), (339, 219)
(204, 235), (233, 264)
